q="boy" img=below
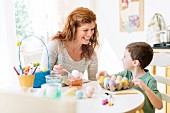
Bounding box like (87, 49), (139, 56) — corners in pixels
(96, 42), (163, 113)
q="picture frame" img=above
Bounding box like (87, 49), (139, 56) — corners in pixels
(119, 0), (144, 32)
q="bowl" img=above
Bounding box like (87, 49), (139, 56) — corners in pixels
(45, 74), (62, 84)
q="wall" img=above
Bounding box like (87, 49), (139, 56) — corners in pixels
(94, 1), (170, 113)
(94, 0), (170, 74)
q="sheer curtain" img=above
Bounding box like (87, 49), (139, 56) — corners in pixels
(0, 0), (19, 88)
(0, 0), (95, 88)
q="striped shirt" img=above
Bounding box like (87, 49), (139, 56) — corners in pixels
(40, 39), (98, 81)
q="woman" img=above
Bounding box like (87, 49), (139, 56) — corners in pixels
(41, 7), (99, 81)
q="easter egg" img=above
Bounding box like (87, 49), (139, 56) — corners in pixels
(85, 90), (93, 98)
(111, 75), (116, 81)
(75, 90), (83, 99)
(116, 83), (123, 90)
(109, 80), (116, 91)
(122, 77), (128, 81)
(121, 79), (129, 86)
(72, 70), (80, 78)
(104, 77), (110, 89)
(41, 67), (48, 72)
(115, 79), (123, 90)
(109, 79), (116, 87)
(99, 76), (105, 86)
(16, 41), (21, 46)
(64, 87), (78, 96)
(116, 75), (122, 81)
(115, 79), (121, 84)
(86, 86), (95, 93)
(121, 80), (129, 89)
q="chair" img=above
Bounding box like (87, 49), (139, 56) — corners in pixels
(150, 52), (170, 113)
(0, 91), (76, 113)
(152, 75), (170, 103)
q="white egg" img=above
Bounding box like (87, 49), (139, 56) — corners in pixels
(72, 70), (80, 78)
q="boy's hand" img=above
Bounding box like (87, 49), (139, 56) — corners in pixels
(96, 71), (108, 80)
(133, 78), (148, 91)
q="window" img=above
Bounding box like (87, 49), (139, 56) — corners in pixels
(14, 0), (92, 65)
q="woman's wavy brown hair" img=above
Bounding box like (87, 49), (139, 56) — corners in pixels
(51, 7), (99, 60)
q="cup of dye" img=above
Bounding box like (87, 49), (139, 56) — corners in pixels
(68, 70), (83, 89)
(45, 82), (62, 99)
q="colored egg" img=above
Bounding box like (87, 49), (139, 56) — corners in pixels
(111, 75), (116, 81)
(99, 76), (105, 85)
(122, 76), (128, 81)
(41, 67), (48, 72)
(85, 90), (93, 98)
(109, 80), (116, 91)
(109, 79), (116, 87)
(109, 85), (116, 91)
(116, 82), (123, 90)
(104, 77), (110, 89)
(116, 75), (122, 81)
(115, 79), (121, 84)
(64, 87), (78, 96)
(121, 79), (129, 86)
(75, 90), (83, 99)
(86, 86), (95, 93)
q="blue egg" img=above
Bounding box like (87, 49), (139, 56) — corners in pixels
(75, 90), (83, 99)
(104, 77), (110, 88)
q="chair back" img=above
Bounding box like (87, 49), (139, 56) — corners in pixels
(152, 75), (170, 103)
(150, 53), (170, 113)
(0, 91), (76, 113)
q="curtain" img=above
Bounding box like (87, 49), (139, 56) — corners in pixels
(0, 0), (19, 88)
(0, 0), (94, 88)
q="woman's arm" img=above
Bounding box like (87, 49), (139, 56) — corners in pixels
(88, 54), (98, 81)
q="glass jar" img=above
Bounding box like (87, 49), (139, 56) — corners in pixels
(45, 83), (62, 99)
(68, 73), (83, 89)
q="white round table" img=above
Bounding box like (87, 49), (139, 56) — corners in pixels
(62, 81), (144, 113)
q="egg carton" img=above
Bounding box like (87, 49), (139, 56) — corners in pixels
(98, 76), (134, 92)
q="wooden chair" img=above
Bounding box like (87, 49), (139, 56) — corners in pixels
(150, 52), (170, 113)
(0, 91), (76, 113)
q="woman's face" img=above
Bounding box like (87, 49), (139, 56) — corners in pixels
(75, 22), (95, 45)
(122, 49), (134, 70)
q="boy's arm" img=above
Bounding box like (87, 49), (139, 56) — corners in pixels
(134, 79), (163, 110)
(144, 87), (163, 110)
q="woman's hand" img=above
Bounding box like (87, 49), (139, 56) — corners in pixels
(96, 71), (109, 80)
(50, 64), (68, 76)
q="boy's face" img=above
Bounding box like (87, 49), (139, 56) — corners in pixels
(122, 49), (134, 70)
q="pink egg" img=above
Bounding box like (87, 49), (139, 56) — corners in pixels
(109, 79), (116, 87)
(86, 86), (95, 93)
(85, 90), (93, 98)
